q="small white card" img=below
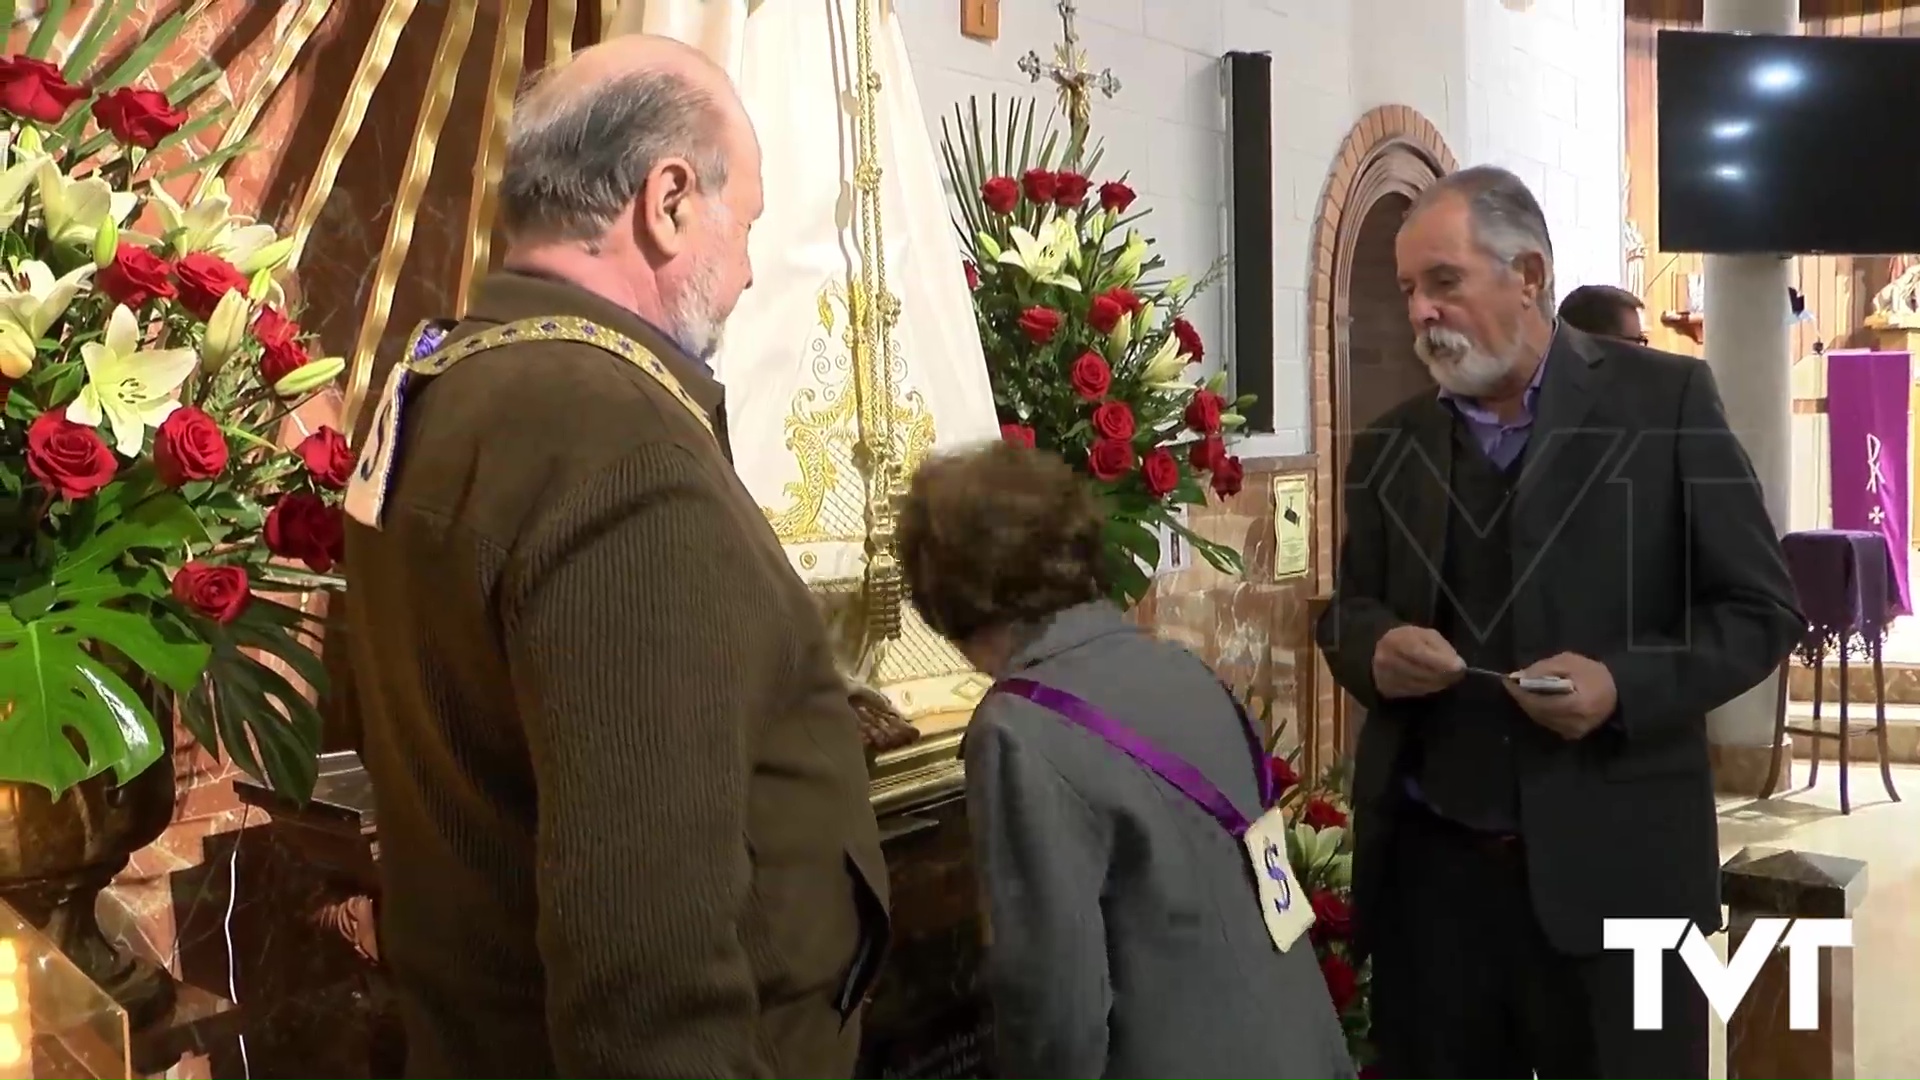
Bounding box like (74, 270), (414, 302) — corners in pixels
(1242, 806), (1316, 953)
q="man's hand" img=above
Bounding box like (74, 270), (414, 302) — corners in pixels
(1505, 652), (1619, 739)
(1371, 625), (1466, 699)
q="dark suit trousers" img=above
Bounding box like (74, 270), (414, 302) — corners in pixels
(1370, 804), (1708, 1079)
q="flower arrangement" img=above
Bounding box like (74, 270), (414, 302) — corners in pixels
(1247, 690), (1373, 1074)
(0, 12), (344, 802)
(940, 97), (1251, 606)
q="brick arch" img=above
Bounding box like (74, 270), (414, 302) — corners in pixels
(1304, 105), (1456, 750)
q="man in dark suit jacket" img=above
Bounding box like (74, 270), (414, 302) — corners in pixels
(1316, 166), (1803, 1079)
(341, 36), (887, 1077)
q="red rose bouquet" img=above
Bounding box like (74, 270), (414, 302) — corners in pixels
(0, 14), (341, 800)
(1283, 761), (1373, 1070)
(940, 97), (1251, 606)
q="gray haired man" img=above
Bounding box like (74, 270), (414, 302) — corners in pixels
(1316, 166), (1801, 1078)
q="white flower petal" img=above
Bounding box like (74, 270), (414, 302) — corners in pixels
(127, 346), (199, 400)
(106, 305), (144, 359)
(104, 404), (145, 457)
(64, 385), (103, 427)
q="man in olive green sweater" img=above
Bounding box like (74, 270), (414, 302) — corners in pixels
(342, 36), (888, 1078)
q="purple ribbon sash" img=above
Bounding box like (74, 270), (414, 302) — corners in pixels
(992, 678), (1273, 836)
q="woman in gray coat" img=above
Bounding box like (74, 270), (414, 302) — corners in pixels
(896, 442), (1356, 1080)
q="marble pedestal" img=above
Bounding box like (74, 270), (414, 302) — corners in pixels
(1721, 846), (1868, 1080)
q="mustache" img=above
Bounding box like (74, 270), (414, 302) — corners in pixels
(1415, 326), (1474, 363)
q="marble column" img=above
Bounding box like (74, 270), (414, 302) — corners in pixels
(1721, 847), (1866, 1080)
(1702, 0), (1800, 762)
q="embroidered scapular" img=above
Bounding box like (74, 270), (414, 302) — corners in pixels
(345, 315), (713, 530)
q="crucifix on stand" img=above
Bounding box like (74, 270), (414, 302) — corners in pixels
(1017, 0), (1120, 163)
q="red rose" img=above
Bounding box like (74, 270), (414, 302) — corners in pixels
(26, 412), (117, 500)
(963, 260), (980, 290)
(980, 176), (1019, 214)
(1309, 889), (1354, 940)
(1320, 952), (1359, 1012)
(295, 426), (354, 490)
(1267, 754), (1299, 796)
(1091, 400), (1136, 442)
(265, 492), (345, 573)
(99, 246), (176, 308)
(1172, 316), (1205, 363)
(1302, 797), (1348, 831)
(1053, 171), (1091, 206)
(1087, 437), (1135, 482)
(1189, 434), (1227, 473)
(0, 56), (87, 125)
(1098, 180), (1137, 213)
(260, 338), (312, 387)
(1211, 454), (1245, 498)
(252, 306), (300, 350)
(1087, 293), (1126, 335)
(152, 406), (229, 487)
(1017, 306), (1062, 344)
(91, 87), (186, 149)
(1141, 447), (1180, 497)
(1184, 389), (1224, 434)
(1021, 169), (1058, 204)
(1069, 350), (1111, 400)
(999, 423), (1036, 449)
(1358, 1068), (1383, 1080)
(1105, 286), (1144, 314)
(170, 561), (252, 625)
(173, 252), (248, 320)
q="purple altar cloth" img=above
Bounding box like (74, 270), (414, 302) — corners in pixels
(1781, 529), (1900, 652)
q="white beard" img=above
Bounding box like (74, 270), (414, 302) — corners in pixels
(1415, 324), (1522, 398)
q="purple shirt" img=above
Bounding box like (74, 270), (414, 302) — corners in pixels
(1437, 333), (1552, 468)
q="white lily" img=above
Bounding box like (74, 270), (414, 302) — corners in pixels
(1107, 230), (1149, 286)
(996, 214), (1081, 290)
(65, 305), (199, 457)
(201, 289), (252, 373)
(0, 149), (47, 231)
(0, 260), (91, 346)
(1141, 332), (1195, 388)
(0, 322), (33, 379)
(37, 161), (139, 249)
(148, 178), (279, 267)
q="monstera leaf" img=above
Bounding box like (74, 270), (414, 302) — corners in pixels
(179, 596), (326, 804)
(0, 489), (211, 794)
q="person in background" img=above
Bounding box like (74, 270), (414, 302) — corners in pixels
(341, 35), (887, 1077)
(1317, 165), (1801, 1078)
(1557, 283), (1648, 344)
(897, 442), (1355, 1080)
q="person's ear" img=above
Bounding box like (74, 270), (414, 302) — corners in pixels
(1513, 251), (1549, 309)
(637, 157), (696, 258)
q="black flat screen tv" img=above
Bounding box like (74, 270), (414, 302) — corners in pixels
(1657, 30), (1920, 255)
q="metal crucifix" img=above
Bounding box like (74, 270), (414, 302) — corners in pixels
(1016, 0), (1120, 162)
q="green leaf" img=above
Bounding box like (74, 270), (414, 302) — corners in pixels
(23, 0), (70, 59)
(184, 605), (324, 803)
(1101, 544), (1151, 609)
(154, 138), (252, 183)
(1103, 517), (1162, 571)
(63, 0), (138, 79)
(95, 6), (191, 93)
(0, 4), (15, 44)
(0, 600), (209, 793)
(56, 491), (202, 581)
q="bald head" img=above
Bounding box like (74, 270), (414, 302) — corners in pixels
(497, 33), (764, 361)
(498, 34), (750, 243)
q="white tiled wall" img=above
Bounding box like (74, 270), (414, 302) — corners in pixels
(894, 0), (1625, 458)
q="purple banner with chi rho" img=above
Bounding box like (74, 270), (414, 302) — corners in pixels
(1827, 349), (1912, 614)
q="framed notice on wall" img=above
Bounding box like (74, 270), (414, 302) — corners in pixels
(1272, 473), (1311, 580)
